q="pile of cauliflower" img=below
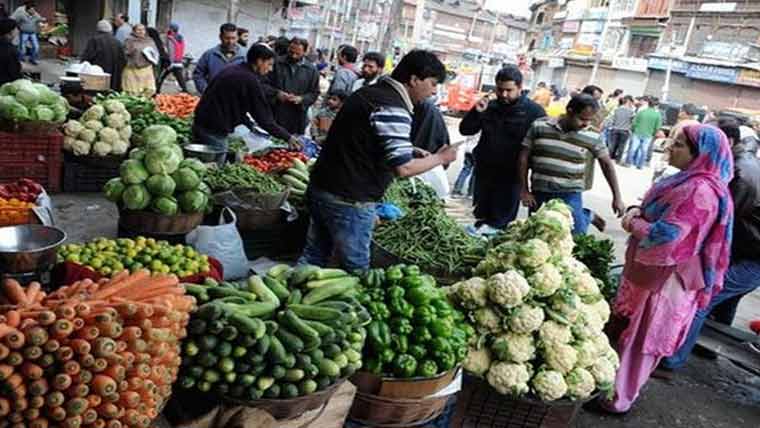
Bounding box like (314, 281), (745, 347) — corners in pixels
(63, 100), (132, 157)
(449, 200), (619, 402)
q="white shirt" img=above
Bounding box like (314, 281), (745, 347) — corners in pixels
(351, 75), (380, 93)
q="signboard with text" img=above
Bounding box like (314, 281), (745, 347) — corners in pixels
(737, 68), (760, 88)
(685, 63), (737, 84)
(612, 57), (648, 72)
(647, 57), (689, 73)
(548, 58), (565, 68)
(562, 21), (580, 33)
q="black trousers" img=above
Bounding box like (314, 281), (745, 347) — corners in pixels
(472, 163), (520, 229)
(157, 65), (188, 93)
(608, 129), (630, 161)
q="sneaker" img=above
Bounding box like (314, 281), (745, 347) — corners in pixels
(465, 224), (481, 237)
(29, 60), (39, 65)
(478, 224), (502, 236)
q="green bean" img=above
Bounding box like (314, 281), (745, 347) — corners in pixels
(204, 164), (285, 194)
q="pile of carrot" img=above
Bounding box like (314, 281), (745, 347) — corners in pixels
(153, 94), (199, 119)
(0, 270), (194, 428)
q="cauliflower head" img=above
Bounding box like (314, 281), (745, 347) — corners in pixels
(518, 239), (552, 270)
(532, 370), (568, 401)
(487, 270), (530, 309)
(544, 342), (578, 374)
(99, 127), (120, 144)
(573, 339), (599, 368)
(589, 299), (611, 324)
(554, 235), (575, 258)
(508, 304), (545, 334)
(78, 129), (96, 143)
(64, 120), (84, 137)
(84, 120), (103, 132)
(463, 346), (492, 377)
(92, 141), (112, 157)
(475, 241), (520, 276)
(492, 332), (536, 363)
(63, 136), (75, 151)
(539, 320), (573, 345)
(81, 104), (105, 121)
(111, 140), (129, 155)
(529, 209), (573, 243)
(590, 357), (616, 387)
(550, 290), (582, 323)
(103, 99), (126, 114)
(473, 307), (502, 334)
(528, 263), (563, 298)
(565, 367), (596, 399)
(105, 112), (127, 129)
(486, 362), (532, 396)
(605, 348), (620, 370)
(119, 125), (133, 141)
(452, 277), (489, 309)
(573, 304), (605, 340)
(568, 271), (602, 302)
(72, 140), (91, 156)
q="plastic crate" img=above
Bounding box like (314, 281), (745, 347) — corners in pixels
(62, 152), (123, 192)
(0, 131), (63, 193)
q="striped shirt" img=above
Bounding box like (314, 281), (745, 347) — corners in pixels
(369, 106), (415, 167)
(523, 118), (608, 193)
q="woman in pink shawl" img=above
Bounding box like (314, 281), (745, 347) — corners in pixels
(603, 124), (734, 413)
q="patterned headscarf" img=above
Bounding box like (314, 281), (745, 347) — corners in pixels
(636, 124), (734, 306)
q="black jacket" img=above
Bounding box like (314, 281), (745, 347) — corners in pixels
(460, 95), (546, 177)
(0, 39), (22, 87)
(267, 56), (320, 135)
(81, 33), (126, 91)
(730, 138), (760, 262)
(412, 97), (450, 154)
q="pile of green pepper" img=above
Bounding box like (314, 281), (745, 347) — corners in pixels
(95, 92), (156, 116)
(357, 264), (474, 378)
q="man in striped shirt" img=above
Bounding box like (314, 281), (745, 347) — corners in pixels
(518, 94), (625, 234)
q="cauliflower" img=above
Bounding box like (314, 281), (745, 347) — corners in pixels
(103, 99), (126, 114)
(463, 346), (492, 377)
(63, 136), (75, 151)
(64, 120), (84, 137)
(554, 235), (575, 258)
(473, 307), (502, 333)
(543, 199), (574, 224)
(492, 332), (536, 363)
(532, 370), (568, 401)
(589, 299), (611, 324)
(558, 257), (590, 277)
(565, 367), (596, 399)
(92, 141), (112, 156)
(605, 347), (620, 370)
(539, 320), (573, 345)
(528, 263), (563, 297)
(99, 127), (120, 144)
(590, 357), (617, 387)
(591, 332), (610, 355)
(119, 125), (133, 141)
(529, 209), (573, 243)
(452, 277), (488, 309)
(573, 304), (604, 340)
(72, 140), (91, 156)
(518, 239), (552, 270)
(568, 271), (602, 302)
(573, 339), (599, 368)
(475, 241), (520, 276)
(81, 104), (105, 121)
(487, 270), (530, 309)
(84, 120), (104, 132)
(508, 304), (545, 334)
(550, 290), (581, 323)
(544, 343), (578, 374)
(78, 129), (96, 143)
(105, 112), (127, 129)
(486, 362), (532, 396)
(111, 140), (129, 155)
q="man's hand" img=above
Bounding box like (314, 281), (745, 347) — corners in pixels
(413, 147), (431, 159)
(612, 197), (626, 217)
(290, 95), (303, 105)
(287, 136), (303, 151)
(520, 190), (536, 208)
(277, 91), (291, 102)
(475, 96), (489, 113)
(435, 144), (458, 164)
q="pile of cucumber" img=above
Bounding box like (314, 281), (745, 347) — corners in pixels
(178, 265), (368, 400)
(278, 158), (312, 202)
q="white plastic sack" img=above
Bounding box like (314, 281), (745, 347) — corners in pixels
(230, 124), (274, 154)
(186, 208), (249, 280)
(417, 165), (450, 199)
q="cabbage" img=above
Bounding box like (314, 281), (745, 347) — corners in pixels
(15, 87), (40, 108)
(141, 125), (177, 146)
(145, 174), (176, 197)
(122, 184), (151, 211)
(179, 158), (207, 177)
(51, 103), (68, 123)
(32, 105), (54, 122)
(197, 181), (211, 195)
(152, 196), (178, 216)
(0, 96), (30, 121)
(144, 145), (181, 175)
(32, 83), (60, 105)
(172, 168), (201, 191)
(0, 79), (34, 96)
(178, 190), (208, 213)
(103, 178), (126, 203)
(129, 148), (146, 161)
(120, 159), (150, 184)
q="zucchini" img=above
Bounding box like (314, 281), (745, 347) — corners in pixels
(289, 304), (342, 321)
(309, 268), (348, 281)
(287, 289), (303, 305)
(302, 278), (359, 304)
(292, 158), (309, 174)
(247, 276), (280, 307)
(279, 310), (319, 339)
(262, 276), (290, 301)
(290, 265), (320, 286)
(275, 328), (304, 353)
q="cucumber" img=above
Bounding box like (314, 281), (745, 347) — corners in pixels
(237, 334), (257, 347)
(275, 328), (304, 353)
(207, 286), (257, 301)
(315, 301), (353, 312)
(318, 359), (340, 378)
(247, 275), (280, 307)
(229, 385), (245, 398)
(309, 268), (348, 281)
(257, 376), (275, 390)
(281, 383), (299, 398)
(198, 335), (218, 351)
(303, 335), (321, 352)
(281, 174), (307, 191)
(285, 167), (310, 183)
(303, 363), (319, 378)
(221, 301), (278, 319)
(280, 310), (319, 339)
(303, 320), (335, 343)
(283, 353), (297, 369)
(255, 335), (271, 355)
(184, 284), (209, 298)
(227, 313), (266, 339)
(302, 278), (359, 304)
(204, 277), (219, 287)
(290, 265), (321, 286)
(267, 264), (292, 280)
(268, 336), (288, 363)
(289, 304), (342, 321)
(271, 366), (286, 379)
(285, 368), (305, 382)
(195, 303), (224, 321)
(309, 349), (324, 363)
(299, 379), (318, 395)
(305, 277), (352, 290)
(287, 289), (302, 305)
(292, 158), (309, 174)
(187, 319), (207, 336)
(247, 387), (264, 400)
(262, 276), (290, 301)
(220, 325), (238, 341)
(323, 343), (342, 358)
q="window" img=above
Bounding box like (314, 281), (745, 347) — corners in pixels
(536, 12), (545, 25)
(628, 34), (659, 57)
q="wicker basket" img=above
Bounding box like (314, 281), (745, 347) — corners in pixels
(224, 379), (345, 421)
(351, 368), (459, 399)
(118, 210), (204, 235)
(370, 241), (463, 286)
(349, 390), (449, 427)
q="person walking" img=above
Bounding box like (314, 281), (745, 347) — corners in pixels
(452, 137), (477, 198)
(157, 22), (188, 93)
(237, 27), (249, 48)
(112, 13), (131, 45)
(602, 124), (734, 413)
(607, 95), (635, 161)
(192, 23), (246, 93)
(627, 97), (662, 169)
(518, 94), (625, 235)
(660, 119), (760, 371)
(11, 1), (44, 64)
(81, 20), (125, 91)
(329, 44), (358, 94)
(0, 18), (22, 86)
(459, 66), (545, 233)
(351, 51), (385, 92)
(268, 37), (320, 135)
(531, 81), (552, 108)
(121, 24), (158, 97)
(300, 50), (459, 271)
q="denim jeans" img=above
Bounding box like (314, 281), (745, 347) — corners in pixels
(626, 134), (652, 169)
(453, 152), (475, 196)
(608, 129), (630, 161)
(18, 32), (39, 62)
(299, 188), (377, 271)
(192, 125), (228, 151)
(662, 259), (760, 369)
(532, 191), (592, 235)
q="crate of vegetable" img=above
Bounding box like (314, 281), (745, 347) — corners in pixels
(0, 131), (63, 193)
(0, 179), (45, 227)
(178, 265), (368, 420)
(62, 151), (124, 193)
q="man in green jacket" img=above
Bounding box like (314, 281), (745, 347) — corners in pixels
(626, 97), (661, 169)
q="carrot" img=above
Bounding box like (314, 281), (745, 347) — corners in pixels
(5, 351), (22, 366)
(35, 310), (56, 326)
(8, 412), (23, 423)
(2, 327), (23, 348)
(27, 378), (48, 396)
(4, 310), (20, 328)
(18, 317), (38, 330)
(63, 360), (80, 376)
(55, 346), (74, 362)
(92, 358), (107, 373)
(29, 417), (48, 428)
(3, 279), (28, 306)
(92, 374), (117, 396)
(0, 343), (9, 360)
(47, 406), (66, 422)
(20, 362), (43, 380)
(4, 372), (22, 389)
(43, 339), (60, 353)
(75, 369), (93, 385)
(22, 345), (42, 360)
(53, 373), (72, 390)
(70, 339), (91, 355)
(23, 406), (39, 420)
(92, 418), (106, 428)
(67, 383), (89, 398)
(51, 319), (74, 338)
(96, 403), (118, 418)
(29, 395), (45, 409)
(72, 318), (85, 330)
(0, 363), (13, 380)
(25, 282), (41, 304)
(23, 326), (48, 346)
(0, 398), (7, 417)
(37, 353), (54, 368)
(55, 304), (76, 320)
(75, 326), (99, 341)
(93, 338), (116, 357)
(105, 419), (121, 428)
(82, 408), (97, 425)
(45, 390), (65, 408)
(86, 395), (101, 409)
(91, 270), (151, 300)
(11, 397), (27, 412)
(79, 354), (95, 369)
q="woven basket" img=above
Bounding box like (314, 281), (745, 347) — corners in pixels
(349, 390), (448, 428)
(370, 241), (463, 286)
(351, 368), (459, 399)
(224, 379), (345, 421)
(118, 210), (204, 235)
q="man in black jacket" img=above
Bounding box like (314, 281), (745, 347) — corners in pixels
(268, 37), (320, 135)
(81, 20), (125, 91)
(459, 66), (545, 232)
(0, 18), (21, 86)
(663, 118), (760, 370)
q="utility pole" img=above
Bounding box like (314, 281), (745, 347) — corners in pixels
(411, 0), (426, 48)
(588, 5), (613, 85)
(661, 30), (677, 102)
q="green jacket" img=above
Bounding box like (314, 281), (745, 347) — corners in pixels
(632, 107), (662, 138)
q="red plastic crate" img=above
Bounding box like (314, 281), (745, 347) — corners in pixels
(0, 131), (63, 192)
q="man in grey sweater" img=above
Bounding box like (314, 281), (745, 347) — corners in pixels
(11, 1), (44, 64)
(607, 95), (635, 161)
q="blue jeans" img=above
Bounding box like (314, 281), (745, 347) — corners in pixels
(192, 125), (228, 151)
(662, 259), (760, 369)
(532, 191), (592, 235)
(299, 188), (377, 271)
(453, 152), (475, 196)
(18, 32), (39, 62)
(626, 134), (652, 169)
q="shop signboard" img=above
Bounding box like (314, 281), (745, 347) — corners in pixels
(737, 68), (760, 88)
(701, 41), (749, 60)
(648, 57), (688, 73)
(612, 57), (648, 72)
(685, 63), (737, 84)
(580, 20), (605, 33)
(548, 57), (565, 68)
(562, 21), (580, 33)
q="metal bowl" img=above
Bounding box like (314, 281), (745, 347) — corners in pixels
(183, 144), (228, 166)
(0, 225), (66, 274)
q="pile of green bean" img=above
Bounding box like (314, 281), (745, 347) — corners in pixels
(204, 164), (285, 194)
(383, 178), (440, 213)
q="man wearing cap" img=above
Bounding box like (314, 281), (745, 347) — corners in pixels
(81, 20), (125, 91)
(0, 18), (22, 86)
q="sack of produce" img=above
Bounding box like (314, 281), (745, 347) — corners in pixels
(186, 209), (249, 280)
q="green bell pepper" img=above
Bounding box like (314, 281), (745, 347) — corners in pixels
(437, 352), (456, 371)
(391, 334), (409, 354)
(408, 344), (427, 360)
(430, 318), (453, 338)
(431, 299), (452, 317)
(364, 358), (383, 375)
(390, 317), (413, 335)
(386, 266), (404, 282)
(454, 344), (468, 361)
(379, 348), (396, 364)
(401, 275), (423, 290)
(367, 302), (391, 320)
(430, 337), (451, 355)
(367, 320), (391, 350)
(419, 274), (436, 288)
(389, 297), (414, 318)
(402, 265), (421, 277)
(417, 359), (439, 378)
(413, 306), (434, 326)
(412, 325), (433, 343)
(392, 354), (418, 378)
(407, 286), (436, 307)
